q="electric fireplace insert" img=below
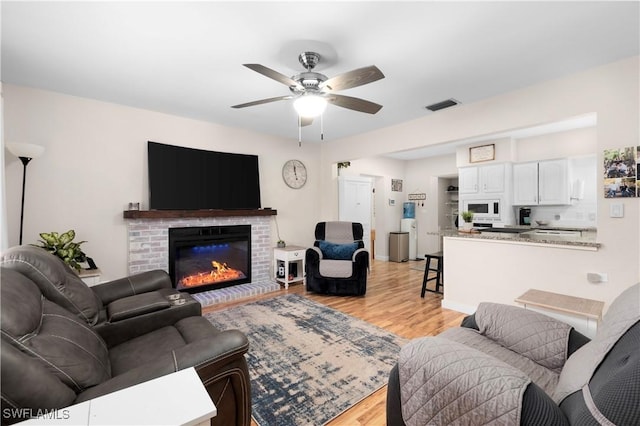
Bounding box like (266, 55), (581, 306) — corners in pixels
(169, 225), (251, 293)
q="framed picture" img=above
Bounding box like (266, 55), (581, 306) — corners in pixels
(469, 144), (495, 163)
(391, 179), (403, 192)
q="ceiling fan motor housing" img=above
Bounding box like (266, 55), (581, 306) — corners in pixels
(298, 52), (320, 70)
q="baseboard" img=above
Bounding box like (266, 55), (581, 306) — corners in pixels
(441, 299), (477, 315)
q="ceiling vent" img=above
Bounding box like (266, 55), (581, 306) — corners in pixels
(425, 98), (460, 112)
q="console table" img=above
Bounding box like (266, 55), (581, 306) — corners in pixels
(515, 289), (604, 338)
(19, 368), (216, 425)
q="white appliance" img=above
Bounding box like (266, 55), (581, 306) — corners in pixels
(462, 199), (502, 223)
(400, 218), (417, 260)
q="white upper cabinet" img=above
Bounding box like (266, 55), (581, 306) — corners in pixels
(459, 167), (479, 194)
(513, 159), (570, 205)
(539, 159), (570, 205)
(459, 164), (505, 194)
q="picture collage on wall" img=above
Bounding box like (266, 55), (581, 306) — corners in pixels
(604, 146), (638, 198)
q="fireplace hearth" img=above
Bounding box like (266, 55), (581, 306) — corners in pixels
(169, 225), (251, 293)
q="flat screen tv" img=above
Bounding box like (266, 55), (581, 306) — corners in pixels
(148, 141), (261, 210)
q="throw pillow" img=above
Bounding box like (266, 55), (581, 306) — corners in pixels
(318, 241), (358, 260)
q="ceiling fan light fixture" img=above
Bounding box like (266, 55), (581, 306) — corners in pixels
(294, 94), (327, 118)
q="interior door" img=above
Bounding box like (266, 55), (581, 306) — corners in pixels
(338, 176), (372, 253)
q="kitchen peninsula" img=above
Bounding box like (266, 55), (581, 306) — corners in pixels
(437, 227), (605, 318)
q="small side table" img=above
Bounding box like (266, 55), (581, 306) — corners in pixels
(19, 367), (216, 425)
(515, 289), (604, 338)
(274, 245), (306, 289)
(78, 269), (101, 287)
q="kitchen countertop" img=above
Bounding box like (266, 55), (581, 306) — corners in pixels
(433, 227), (600, 249)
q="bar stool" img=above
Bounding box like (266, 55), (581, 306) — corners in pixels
(421, 251), (443, 297)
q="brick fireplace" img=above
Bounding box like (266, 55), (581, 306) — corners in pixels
(123, 209), (278, 304)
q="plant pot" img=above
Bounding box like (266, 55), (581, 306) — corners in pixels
(462, 222), (473, 230)
(277, 241), (286, 248)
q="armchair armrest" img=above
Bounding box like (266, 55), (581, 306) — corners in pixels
(91, 270), (172, 305)
(474, 302), (572, 372)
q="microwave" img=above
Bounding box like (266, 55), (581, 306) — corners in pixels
(462, 199), (502, 222)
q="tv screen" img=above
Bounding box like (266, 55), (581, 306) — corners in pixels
(148, 141), (261, 210)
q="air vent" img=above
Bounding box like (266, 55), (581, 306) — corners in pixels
(425, 98), (460, 112)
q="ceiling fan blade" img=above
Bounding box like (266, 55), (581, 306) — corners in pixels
(231, 95), (292, 109)
(328, 94), (383, 114)
(320, 65), (385, 92)
(243, 64), (303, 90)
(300, 116), (314, 127)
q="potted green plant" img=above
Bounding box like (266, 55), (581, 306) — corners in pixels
(33, 230), (87, 272)
(277, 240), (286, 248)
(460, 211), (474, 230)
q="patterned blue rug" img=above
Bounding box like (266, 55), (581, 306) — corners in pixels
(205, 294), (407, 426)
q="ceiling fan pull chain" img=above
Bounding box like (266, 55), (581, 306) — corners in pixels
(321, 113), (324, 141)
(298, 115), (302, 147)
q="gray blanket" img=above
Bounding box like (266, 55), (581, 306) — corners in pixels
(399, 336), (531, 425)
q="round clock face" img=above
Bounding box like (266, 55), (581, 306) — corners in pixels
(282, 160), (307, 189)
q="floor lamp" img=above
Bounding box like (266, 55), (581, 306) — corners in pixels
(6, 142), (45, 245)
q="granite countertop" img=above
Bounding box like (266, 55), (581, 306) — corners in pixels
(434, 227), (600, 249)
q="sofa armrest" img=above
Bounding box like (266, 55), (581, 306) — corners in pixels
(474, 302), (572, 371)
(76, 330), (249, 403)
(91, 270), (172, 305)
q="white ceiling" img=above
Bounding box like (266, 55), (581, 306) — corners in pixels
(2, 1), (639, 158)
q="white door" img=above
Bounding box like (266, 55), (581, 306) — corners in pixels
(338, 176), (372, 252)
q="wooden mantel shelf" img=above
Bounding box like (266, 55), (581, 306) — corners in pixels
(123, 209), (277, 219)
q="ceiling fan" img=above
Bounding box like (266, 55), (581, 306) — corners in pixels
(231, 52), (385, 126)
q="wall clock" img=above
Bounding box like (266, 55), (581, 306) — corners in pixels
(282, 159), (307, 189)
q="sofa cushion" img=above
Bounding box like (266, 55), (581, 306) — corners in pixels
(319, 259), (353, 278)
(1, 270), (111, 392)
(1, 245), (100, 325)
(318, 241), (358, 260)
(439, 327), (560, 395)
(475, 302), (572, 373)
(553, 283), (640, 404)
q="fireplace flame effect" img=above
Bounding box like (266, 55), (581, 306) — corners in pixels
(179, 260), (246, 287)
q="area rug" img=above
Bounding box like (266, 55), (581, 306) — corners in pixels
(204, 294), (407, 426)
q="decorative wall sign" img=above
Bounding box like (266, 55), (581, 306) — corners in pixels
(391, 179), (403, 192)
(469, 144), (495, 163)
(408, 193), (426, 201)
(603, 146), (638, 198)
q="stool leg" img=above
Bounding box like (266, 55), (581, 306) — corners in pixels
(421, 257), (431, 298)
(436, 258), (443, 293)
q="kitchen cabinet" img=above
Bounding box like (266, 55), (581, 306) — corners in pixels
(513, 159), (570, 205)
(459, 164), (505, 194)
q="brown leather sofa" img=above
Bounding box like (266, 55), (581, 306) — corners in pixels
(1, 246), (251, 425)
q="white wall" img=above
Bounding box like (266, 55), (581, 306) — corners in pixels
(321, 56), (640, 306)
(3, 85), (323, 280)
(334, 156), (406, 259)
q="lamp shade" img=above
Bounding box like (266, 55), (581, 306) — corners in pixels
(6, 142), (45, 159)
(293, 94), (327, 118)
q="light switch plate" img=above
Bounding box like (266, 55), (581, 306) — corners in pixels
(610, 203), (624, 218)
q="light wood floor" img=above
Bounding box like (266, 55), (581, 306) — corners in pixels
(202, 259), (466, 426)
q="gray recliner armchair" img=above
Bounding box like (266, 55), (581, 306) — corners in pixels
(305, 221), (369, 296)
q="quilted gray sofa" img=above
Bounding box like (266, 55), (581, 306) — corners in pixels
(1, 246), (252, 426)
(387, 283), (640, 425)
